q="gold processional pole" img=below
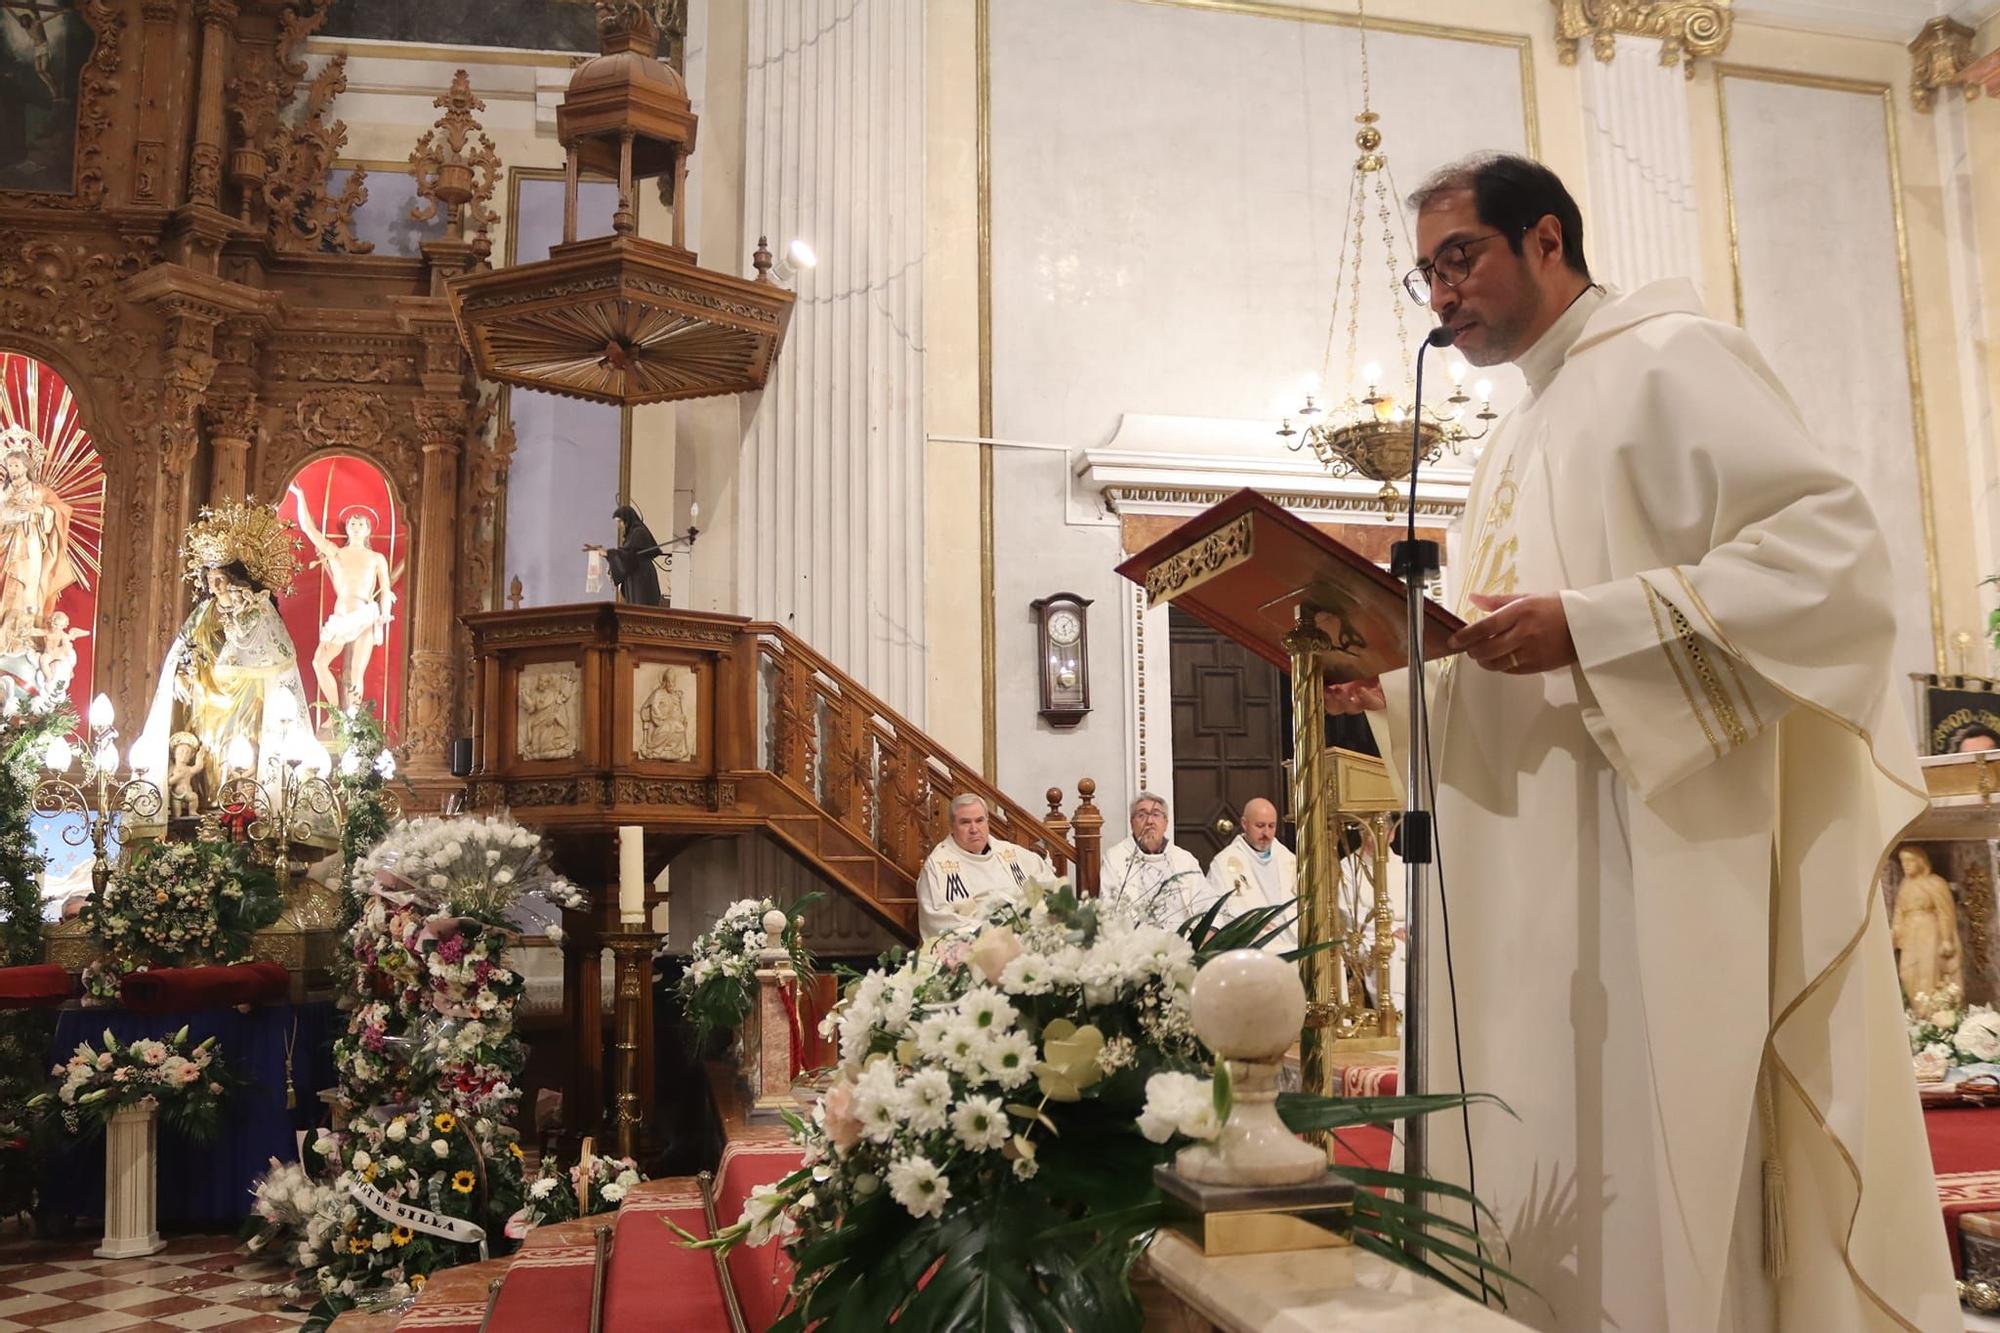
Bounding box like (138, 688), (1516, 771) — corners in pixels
(1284, 604), (1340, 1102)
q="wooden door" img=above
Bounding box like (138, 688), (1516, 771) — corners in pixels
(1168, 607), (1290, 865)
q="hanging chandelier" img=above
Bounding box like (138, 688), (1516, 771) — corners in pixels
(1277, 8), (1494, 508)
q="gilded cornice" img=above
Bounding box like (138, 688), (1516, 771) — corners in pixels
(1552, 0), (1732, 78)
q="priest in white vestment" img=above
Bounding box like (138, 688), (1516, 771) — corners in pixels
(916, 794), (1054, 939)
(1329, 153), (1955, 1332)
(1203, 797), (1298, 952)
(1101, 791), (1212, 927)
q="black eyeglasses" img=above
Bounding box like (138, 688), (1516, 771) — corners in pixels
(1403, 231), (1513, 306)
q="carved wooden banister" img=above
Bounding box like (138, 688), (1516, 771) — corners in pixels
(747, 623), (1082, 886)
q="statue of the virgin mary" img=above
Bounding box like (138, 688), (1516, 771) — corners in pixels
(132, 500), (320, 809)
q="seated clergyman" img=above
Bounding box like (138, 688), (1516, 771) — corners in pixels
(916, 794), (1054, 939)
(1100, 791), (1211, 927)
(1204, 797), (1298, 952)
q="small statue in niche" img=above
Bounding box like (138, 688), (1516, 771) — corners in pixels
(29, 607), (85, 694)
(584, 505), (663, 607)
(636, 666), (694, 761)
(1892, 844), (1963, 1006)
(166, 731), (204, 818)
(289, 486), (396, 716)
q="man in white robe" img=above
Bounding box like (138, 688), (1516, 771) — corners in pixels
(916, 794), (1053, 939)
(1203, 797), (1298, 952)
(1101, 791), (1212, 927)
(1329, 153), (1954, 1331)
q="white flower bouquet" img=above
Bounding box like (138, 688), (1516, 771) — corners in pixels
(505, 1150), (647, 1238)
(680, 883), (1509, 1330)
(676, 894), (817, 1048)
(1909, 985), (2000, 1081)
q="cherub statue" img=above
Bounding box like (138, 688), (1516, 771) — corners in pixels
(166, 731), (204, 817)
(30, 608), (86, 694)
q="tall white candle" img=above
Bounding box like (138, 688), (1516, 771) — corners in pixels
(618, 826), (644, 924)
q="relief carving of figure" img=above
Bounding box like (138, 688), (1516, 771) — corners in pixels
(1892, 844), (1963, 1006)
(635, 665), (694, 761)
(519, 665), (579, 761)
(289, 484), (396, 717)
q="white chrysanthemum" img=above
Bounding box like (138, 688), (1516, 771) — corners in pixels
(956, 986), (1017, 1035)
(982, 1029), (1036, 1089)
(935, 1016), (987, 1076)
(998, 952), (1053, 996)
(886, 1154), (950, 1219)
(950, 1095), (1009, 1152)
(899, 1068), (953, 1134)
(851, 1059), (903, 1144)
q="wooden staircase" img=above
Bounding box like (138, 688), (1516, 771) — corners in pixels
(463, 604), (1105, 939)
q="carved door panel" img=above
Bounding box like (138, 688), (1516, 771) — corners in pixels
(1168, 607), (1289, 866)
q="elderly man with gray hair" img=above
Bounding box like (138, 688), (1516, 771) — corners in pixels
(916, 793), (1055, 939)
(1101, 791), (1210, 928)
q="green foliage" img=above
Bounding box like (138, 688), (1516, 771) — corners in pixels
(0, 693), (73, 1215)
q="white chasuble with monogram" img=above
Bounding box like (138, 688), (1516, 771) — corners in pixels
(1372, 281), (1954, 1332)
(916, 837), (1052, 940)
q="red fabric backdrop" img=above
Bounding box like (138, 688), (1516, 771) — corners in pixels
(275, 455), (408, 733)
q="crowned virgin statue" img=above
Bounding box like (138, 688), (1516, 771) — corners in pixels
(132, 500), (318, 811)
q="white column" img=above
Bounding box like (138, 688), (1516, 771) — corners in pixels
(1933, 93), (2000, 674)
(1577, 35), (1703, 294)
(97, 1105), (165, 1259)
(739, 0), (927, 718)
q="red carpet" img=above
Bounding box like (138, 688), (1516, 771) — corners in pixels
(1925, 1104), (2000, 1275)
(600, 1178), (733, 1331)
(484, 1218), (601, 1333)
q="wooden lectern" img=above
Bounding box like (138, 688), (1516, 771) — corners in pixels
(1116, 490), (1461, 1101)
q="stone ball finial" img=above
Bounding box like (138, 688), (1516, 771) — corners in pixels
(762, 908), (788, 937)
(1189, 949), (1306, 1063)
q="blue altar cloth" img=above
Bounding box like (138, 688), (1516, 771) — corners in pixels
(41, 1000), (339, 1224)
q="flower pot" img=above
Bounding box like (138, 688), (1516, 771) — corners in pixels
(95, 1103), (166, 1259)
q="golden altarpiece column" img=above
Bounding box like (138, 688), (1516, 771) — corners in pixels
(0, 0), (513, 795)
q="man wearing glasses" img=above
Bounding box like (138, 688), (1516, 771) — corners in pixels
(1328, 154), (1952, 1331)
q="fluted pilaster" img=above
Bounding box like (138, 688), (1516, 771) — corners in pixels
(738, 0), (927, 718)
(1577, 34), (1702, 294)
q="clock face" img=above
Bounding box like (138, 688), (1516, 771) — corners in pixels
(1047, 607), (1082, 646)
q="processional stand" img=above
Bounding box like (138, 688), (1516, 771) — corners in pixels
(1116, 489), (1461, 1189)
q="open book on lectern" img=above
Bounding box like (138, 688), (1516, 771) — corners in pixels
(1112, 488), (1465, 681)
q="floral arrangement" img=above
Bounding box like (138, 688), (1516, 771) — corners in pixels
(250, 813), (581, 1327)
(677, 895), (817, 1049)
(686, 882), (1507, 1330)
(1908, 984), (2000, 1081)
(0, 688), (74, 1214)
(28, 1026), (231, 1141)
(328, 704), (402, 971)
(80, 837), (283, 1003)
(506, 1151), (646, 1238)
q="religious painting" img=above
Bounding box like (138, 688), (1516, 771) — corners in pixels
(0, 352), (104, 716)
(632, 661), (695, 762)
(1915, 673), (2000, 756)
(319, 0), (597, 51)
(517, 661), (579, 761)
(276, 455), (408, 734)
(1882, 839), (1996, 1009)
(0, 1), (95, 194)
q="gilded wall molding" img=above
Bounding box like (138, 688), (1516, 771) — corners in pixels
(1552, 0), (1732, 78)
